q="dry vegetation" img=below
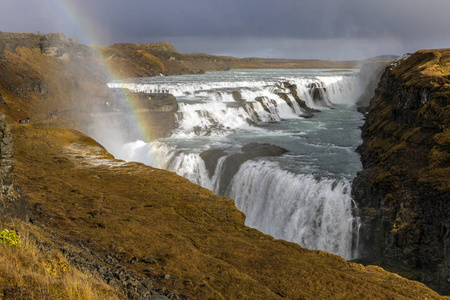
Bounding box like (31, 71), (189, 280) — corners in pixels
(0, 219), (121, 300)
(5, 122), (446, 299)
(0, 33), (448, 298)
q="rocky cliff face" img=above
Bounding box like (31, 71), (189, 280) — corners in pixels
(352, 50), (450, 294)
(0, 113), (29, 221)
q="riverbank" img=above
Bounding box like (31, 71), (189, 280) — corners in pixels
(1, 122), (444, 299)
(0, 31), (448, 298)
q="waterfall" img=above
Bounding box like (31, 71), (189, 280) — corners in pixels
(228, 161), (359, 260)
(106, 69), (364, 260)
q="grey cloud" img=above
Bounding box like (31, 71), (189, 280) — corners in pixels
(1, 0), (449, 59)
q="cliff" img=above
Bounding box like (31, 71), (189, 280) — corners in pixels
(352, 49), (450, 294)
(0, 31), (447, 298)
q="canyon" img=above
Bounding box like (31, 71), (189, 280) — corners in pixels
(0, 32), (448, 299)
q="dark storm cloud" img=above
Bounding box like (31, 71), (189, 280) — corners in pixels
(1, 0), (449, 59)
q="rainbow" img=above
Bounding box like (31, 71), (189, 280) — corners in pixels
(49, 0), (158, 145)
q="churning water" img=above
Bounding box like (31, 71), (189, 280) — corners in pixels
(108, 69), (365, 259)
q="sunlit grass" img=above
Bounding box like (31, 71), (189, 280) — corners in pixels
(0, 220), (122, 300)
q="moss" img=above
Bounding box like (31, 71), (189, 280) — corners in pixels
(7, 124), (445, 299)
(355, 48), (450, 294)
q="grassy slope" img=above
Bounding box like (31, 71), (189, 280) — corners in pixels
(6, 122), (446, 299)
(0, 219), (123, 300)
(0, 33), (447, 298)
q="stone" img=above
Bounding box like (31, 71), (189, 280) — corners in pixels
(232, 90), (245, 102)
(159, 274), (171, 280)
(199, 148), (227, 178)
(0, 113), (30, 221)
(142, 257), (158, 264)
(217, 143), (288, 195)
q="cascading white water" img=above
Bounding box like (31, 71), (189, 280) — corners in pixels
(228, 160), (359, 259)
(107, 69), (364, 260)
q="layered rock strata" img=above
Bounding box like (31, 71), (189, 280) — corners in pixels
(352, 50), (450, 294)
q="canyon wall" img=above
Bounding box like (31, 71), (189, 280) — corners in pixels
(352, 50), (450, 294)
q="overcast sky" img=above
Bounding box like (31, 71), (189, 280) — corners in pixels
(1, 0), (449, 60)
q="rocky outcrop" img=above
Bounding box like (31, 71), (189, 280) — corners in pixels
(0, 31), (43, 54)
(200, 143), (289, 195)
(276, 82), (318, 117)
(352, 50), (450, 294)
(7, 78), (48, 101)
(39, 32), (93, 59)
(214, 143), (288, 195)
(232, 90), (245, 102)
(0, 113), (30, 221)
(199, 148), (227, 178)
(88, 89), (179, 140)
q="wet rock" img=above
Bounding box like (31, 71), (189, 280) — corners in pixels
(218, 143), (288, 195)
(276, 82), (318, 117)
(308, 82), (326, 103)
(232, 90), (245, 102)
(199, 148), (227, 178)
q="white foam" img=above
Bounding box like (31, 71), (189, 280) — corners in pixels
(228, 160), (360, 259)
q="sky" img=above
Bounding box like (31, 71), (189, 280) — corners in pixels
(1, 0), (449, 60)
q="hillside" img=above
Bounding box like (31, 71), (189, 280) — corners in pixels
(181, 53), (359, 71)
(352, 49), (450, 294)
(2, 123), (444, 299)
(0, 31), (447, 298)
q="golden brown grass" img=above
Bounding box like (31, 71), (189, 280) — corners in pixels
(8, 122), (447, 299)
(1, 35), (448, 298)
(0, 219), (122, 300)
